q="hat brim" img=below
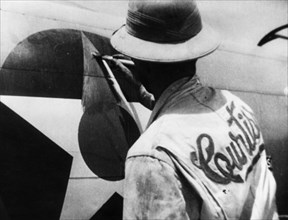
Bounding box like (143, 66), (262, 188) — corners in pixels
(111, 23), (220, 62)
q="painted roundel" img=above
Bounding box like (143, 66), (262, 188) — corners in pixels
(78, 103), (140, 181)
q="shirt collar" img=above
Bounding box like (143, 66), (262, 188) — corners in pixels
(147, 75), (201, 127)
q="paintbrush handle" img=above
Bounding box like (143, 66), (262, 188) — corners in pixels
(91, 52), (134, 66)
(103, 55), (134, 66)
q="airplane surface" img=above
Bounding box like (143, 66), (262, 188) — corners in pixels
(0, 1), (287, 219)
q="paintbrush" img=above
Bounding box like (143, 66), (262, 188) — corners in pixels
(91, 52), (134, 66)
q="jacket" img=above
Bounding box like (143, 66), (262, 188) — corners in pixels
(123, 76), (278, 220)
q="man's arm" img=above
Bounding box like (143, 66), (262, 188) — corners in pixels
(123, 155), (199, 220)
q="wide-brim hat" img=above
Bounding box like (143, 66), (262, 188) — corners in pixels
(111, 0), (220, 63)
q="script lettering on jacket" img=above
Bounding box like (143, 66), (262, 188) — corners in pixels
(190, 101), (263, 184)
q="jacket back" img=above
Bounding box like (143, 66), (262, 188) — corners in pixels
(127, 80), (278, 220)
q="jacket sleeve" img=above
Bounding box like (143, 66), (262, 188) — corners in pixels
(123, 155), (200, 220)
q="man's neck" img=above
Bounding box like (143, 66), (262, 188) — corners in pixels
(149, 80), (176, 101)
(135, 59), (197, 101)
(149, 72), (196, 101)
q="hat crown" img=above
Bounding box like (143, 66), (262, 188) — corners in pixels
(126, 0), (202, 43)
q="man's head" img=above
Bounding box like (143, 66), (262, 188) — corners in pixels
(111, 0), (219, 98)
(111, 0), (219, 62)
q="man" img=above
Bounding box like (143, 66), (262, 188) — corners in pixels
(110, 0), (278, 219)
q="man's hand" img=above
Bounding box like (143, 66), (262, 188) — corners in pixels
(108, 56), (155, 110)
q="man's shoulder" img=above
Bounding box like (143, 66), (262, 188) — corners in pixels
(126, 145), (175, 170)
(221, 90), (254, 113)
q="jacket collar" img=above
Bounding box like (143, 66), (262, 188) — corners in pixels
(147, 75), (202, 127)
